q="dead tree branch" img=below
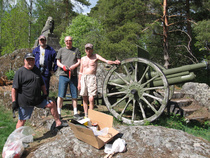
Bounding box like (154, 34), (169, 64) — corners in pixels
(169, 29), (198, 63)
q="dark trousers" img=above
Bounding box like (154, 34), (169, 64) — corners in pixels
(41, 75), (50, 96)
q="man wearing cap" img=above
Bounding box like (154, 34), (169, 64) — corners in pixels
(11, 53), (67, 129)
(32, 35), (57, 96)
(56, 36), (81, 120)
(78, 43), (120, 118)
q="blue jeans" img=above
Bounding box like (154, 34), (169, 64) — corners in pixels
(58, 75), (78, 99)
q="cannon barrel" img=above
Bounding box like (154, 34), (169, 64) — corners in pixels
(147, 62), (207, 78)
(153, 71), (190, 81)
(109, 61), (207, 86)
(152, 72), (196, 86)
(109, 72), (196, 87)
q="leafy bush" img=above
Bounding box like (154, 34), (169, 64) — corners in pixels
(5, 70), (15, 80)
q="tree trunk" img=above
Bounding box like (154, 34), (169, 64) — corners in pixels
(186, 0), (192, 54)
(28, 0), (32, 47)
(186, 0), (191, 37)
(163, 0), (169, 69)
(64, 0), (70, 20)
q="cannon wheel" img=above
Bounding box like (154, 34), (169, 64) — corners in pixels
(102, 58), (169, 125)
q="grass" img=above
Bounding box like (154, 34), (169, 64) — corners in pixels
(143, 113), (210, 141)
(0, 106), (17, 156)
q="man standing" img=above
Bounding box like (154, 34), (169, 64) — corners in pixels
(78, 43), (120, 118)
(12, 53), (67, 129)
(56, 36), (81, 119)
(32, 35), (57, 96)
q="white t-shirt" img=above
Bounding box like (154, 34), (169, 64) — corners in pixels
(40, 47), (45, 66)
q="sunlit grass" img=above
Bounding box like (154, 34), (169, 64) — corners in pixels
(0, 106), (17, 156)
(146, 113), (210, 141)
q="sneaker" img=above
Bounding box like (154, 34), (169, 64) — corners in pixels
(73, 114), (83, 120)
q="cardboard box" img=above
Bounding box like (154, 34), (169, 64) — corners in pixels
(68, 109), (119, 149)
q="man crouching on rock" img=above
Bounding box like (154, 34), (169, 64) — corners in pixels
(11, 53), (68, 129)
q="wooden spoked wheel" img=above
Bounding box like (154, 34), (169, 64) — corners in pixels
(102, 58), (169, 125)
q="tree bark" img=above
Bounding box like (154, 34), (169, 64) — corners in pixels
(163, 0), (169, 68)
(186, 0), (193, 57)
(28, 0), (32, 47)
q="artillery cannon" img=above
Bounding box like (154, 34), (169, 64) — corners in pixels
(102, 48), (208, 125)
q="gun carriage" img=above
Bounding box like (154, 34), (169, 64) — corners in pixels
(102, 48), (208, 125)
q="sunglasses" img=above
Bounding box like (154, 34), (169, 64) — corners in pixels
(65, 40), (72, 42)
(39, 39), (46, 41)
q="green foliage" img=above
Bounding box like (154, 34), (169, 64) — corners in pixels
(143, 120), (151, 126)
(60, 14), (105, 57)
(33, 0), (90, 40)
(0, 106), (16, 156)
(89, 0), (209, 70)
(102, 22), (143, 60)
(89, 0), (154, 61)
(0, 2), (30, 55)
(0, 0), (209, 84)
(5, 70), (15, 80)
(193, 20), (210, 52)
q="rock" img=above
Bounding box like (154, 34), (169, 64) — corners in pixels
(25, 125), (210, 158)
(33, 17), (61, 52)
(182, 82), (210, 111)
(0, 85), (12, 109)
(0, 48), (32, 76)
(168, 83), (210, 123)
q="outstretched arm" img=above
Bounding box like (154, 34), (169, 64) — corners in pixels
(96, 54), (120, 65)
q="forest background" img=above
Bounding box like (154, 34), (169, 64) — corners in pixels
(0, 0), (209, 84)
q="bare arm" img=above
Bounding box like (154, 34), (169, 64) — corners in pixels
(77, 58), (83, 91)
(11, 88), (17, 102)
(57, 59), (63, 68)
(70, 58), (81, 71)
(96, 54), (120, 65)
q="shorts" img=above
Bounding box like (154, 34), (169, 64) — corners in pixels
(58, 75), (78, 99)
(18, 99), (49, 120)
(80, 74), (97, 97)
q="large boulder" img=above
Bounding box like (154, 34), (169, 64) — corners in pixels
(25, 125), (210, 158)
(0, 48), (32, 77)
(182, 82), (210, 111)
